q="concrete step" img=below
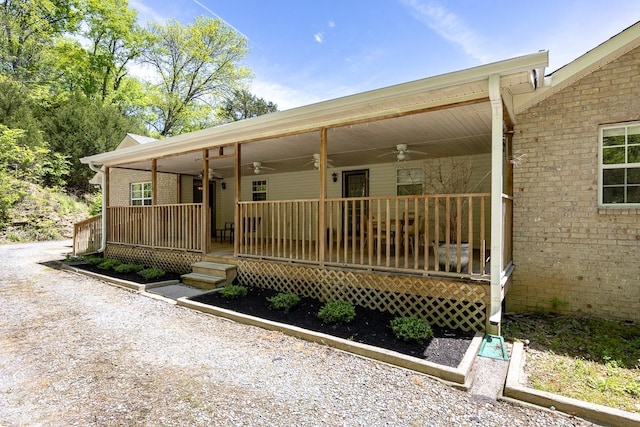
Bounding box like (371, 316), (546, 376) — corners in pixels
(180, 272), (227, 290)
(191, 261), (237, 282)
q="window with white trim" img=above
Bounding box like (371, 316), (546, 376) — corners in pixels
(252, 179), (267, 201)
(600, 123), (640, 206)
(396, 168), (424, 196)
(131, 182), (152, 205)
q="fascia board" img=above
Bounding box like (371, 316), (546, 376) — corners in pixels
(514, 21), (640, 114)
(81, 51), (548, 167)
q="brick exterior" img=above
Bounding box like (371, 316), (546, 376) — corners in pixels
(509, 47), (640, 321)
(108, 168), (179, 206)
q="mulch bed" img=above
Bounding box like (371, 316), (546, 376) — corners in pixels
(68, 262), (182, 284)
(191, 287), (474, 367)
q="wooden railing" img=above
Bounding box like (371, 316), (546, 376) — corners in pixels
(238, 200), (320, 262)
(73, 215), (102, 255)
(239, 194), (492, 278)
(107, 204), (203, 252)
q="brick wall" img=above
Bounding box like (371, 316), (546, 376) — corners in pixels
(108, 168), (179, 206)
(509, 47), (640, 321)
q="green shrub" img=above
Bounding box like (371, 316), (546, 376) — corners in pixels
(390, 316), (433, 343)
(267, 292), (300, 313)
(114, 263), (145, 273)
(137, 267), (166, 281)
(85, 255), (104, 266)
(97, 258), (121, 270)
(218, 284), (248, 299)
(317, 300), (356, 324)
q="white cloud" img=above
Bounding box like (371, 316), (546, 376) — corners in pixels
(129, 0), (167, 24)
(250, 78), (324, 111)
(403, 0), (491, 63)
(328, 21), (336, 28)
(314, 32), (324, 43)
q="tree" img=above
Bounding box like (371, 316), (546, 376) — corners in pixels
(81, 0), (149, 102)
(41, 92), (146, 194)
(142, 16), (250, 137)
(0, 0), (79, 82)
(218, 88), (277, 122)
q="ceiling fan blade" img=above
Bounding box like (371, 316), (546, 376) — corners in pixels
(377, 152), (397, 158)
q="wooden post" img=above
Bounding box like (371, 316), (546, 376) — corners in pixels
(151, 159), (157, 248)
(234, 143), (241, 256)
(488, 73), (504, 335)
(319, 128), (327, 266)
(201, 149), (209, 254)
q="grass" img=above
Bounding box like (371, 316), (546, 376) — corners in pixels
(504, 313), (640, 413)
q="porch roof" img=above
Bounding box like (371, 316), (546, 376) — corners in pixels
(81, 51), (548, 178)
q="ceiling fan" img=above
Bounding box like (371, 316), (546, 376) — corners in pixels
(251, 161), (275, 175)
(196, 168), (223, 180)
(379, 144), (427, 161)
(304, 153), (334, 170)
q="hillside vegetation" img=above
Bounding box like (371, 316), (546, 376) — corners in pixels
(0, 176), (90, 244)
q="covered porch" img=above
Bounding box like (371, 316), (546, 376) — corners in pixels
(78, 52), (547, 333)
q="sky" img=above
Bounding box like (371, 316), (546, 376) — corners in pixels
(129, 0), (640, 111)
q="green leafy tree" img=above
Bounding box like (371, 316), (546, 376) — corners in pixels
(142, 16), (250, 136)
(41, 92), (145, 193)
(81, 0), (149, 102)
(218, 88), (277, 122)
(0, 0), (79, 82)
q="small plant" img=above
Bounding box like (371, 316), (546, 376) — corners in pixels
(549, 297), (569, 311)
(218, 284), (248, 300)
(390, 316), (433, 343)
(97, 258), (121, 270)
(85, 255), (104, 266)
(114, 263), (145, 274)
(317, 300), (356, 324)
(267, 292), (300, 313)
(137, 267), (166, 281)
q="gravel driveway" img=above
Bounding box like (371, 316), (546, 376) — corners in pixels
(0, 241), (592, 426)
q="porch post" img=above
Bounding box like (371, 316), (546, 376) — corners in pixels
(318, 128), (327, 266)
(201, 149), (209, 254)
(233, 142), (241, 257)
(488, 74), (503, 335)
(151, 159), (157, 248)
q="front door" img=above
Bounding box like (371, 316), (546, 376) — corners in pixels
(342, 169), (369, 235)
(193, 180), (216, 237)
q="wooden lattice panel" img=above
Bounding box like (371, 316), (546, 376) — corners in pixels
(106, 244), (200, 274)
(237, 259), (488, 332)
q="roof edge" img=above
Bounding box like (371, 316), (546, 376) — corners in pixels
(82, 51), (548, 167)
(514, 21), (640, 114)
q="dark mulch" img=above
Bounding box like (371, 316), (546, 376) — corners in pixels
(191, 287), (474, 367)
(68, 262), (182, 284)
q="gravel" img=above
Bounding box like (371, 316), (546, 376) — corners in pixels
(0, 241), (594, 426)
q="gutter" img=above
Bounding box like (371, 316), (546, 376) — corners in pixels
(87, 161), (107, 253)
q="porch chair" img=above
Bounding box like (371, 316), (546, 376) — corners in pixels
(217, 222), (234, 244)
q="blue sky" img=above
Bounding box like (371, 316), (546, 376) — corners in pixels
(130, 0), (640, 110)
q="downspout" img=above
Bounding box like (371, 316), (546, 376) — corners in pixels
(88, 161), (107, 253)
(488, 74), (504, 335)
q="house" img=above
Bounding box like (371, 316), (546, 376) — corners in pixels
(77, 21), (640, 334)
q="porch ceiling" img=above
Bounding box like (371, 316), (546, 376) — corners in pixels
(89, 51), (549, 178)
(121, 100), (493, 179)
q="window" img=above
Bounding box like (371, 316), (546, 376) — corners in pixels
(600, 123), (640, 206)
(252, 179), (267, 201)
(396, 168), (424, 196)
(131, 182), (152, 205)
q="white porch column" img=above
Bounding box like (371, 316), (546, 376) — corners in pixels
(488, 74), (504, 335)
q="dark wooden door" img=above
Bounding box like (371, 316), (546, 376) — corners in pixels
(342, 170), (369, 234)
(193, 180), (216, 237)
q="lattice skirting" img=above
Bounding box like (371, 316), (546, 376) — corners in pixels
(105, 244), (201, 274)
(237, 259), (489, 332)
